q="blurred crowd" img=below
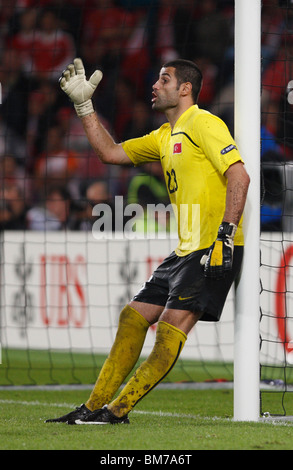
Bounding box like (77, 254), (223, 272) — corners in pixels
(0, 0), (292, 232)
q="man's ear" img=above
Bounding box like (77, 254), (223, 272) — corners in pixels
(180, 82), (192, 97)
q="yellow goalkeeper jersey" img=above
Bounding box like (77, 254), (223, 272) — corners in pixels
(122, 105), (244, 256)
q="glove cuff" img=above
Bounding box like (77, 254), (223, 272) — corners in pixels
(74, 99), (95, 118)
(218, 222), (237, 239)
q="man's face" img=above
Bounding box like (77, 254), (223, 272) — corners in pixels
(151, 67), (180, 112)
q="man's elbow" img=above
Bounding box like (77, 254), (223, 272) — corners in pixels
(244, 171), (250, 191)
(93, 146), (117, 164)
(96, 147), (131, 166)
(98, 152), (111, 164)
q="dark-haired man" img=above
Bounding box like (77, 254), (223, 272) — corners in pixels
(46, 58), (250, 425)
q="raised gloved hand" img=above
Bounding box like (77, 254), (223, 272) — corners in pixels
(59, 58), (103, 118)
(200, 222), (237, 279)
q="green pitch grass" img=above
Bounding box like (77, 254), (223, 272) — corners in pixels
(0, 348), (234, 385)
(0, 388), (293, 450)
(1, 349), (293, 450)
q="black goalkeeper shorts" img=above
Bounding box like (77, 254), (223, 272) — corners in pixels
(132, 246), (243, 322)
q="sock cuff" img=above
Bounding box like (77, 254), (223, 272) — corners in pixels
(120, 304), (150, 330)
(157, 321), (187, 342)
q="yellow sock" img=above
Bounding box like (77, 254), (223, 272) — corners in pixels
(86, 305), (149, 411)
(108, 321), (187, 418)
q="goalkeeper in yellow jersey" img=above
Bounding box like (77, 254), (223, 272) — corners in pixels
(46, 58), (250, 425)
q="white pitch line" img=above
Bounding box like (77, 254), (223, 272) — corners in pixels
(0, 399), (220, 421)
(1, 399), (292, 425)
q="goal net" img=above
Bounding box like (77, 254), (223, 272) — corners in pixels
(260, 0), (293, 417)
(0, 0), (292, 418)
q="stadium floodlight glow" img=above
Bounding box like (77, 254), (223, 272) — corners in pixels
(234, 0), (261, 422)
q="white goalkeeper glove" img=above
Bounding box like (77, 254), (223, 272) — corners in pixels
(59, 58), (103, 118)
(200, 222), (237, 279)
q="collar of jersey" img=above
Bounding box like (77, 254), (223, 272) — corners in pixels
(172, 104), (198, 133)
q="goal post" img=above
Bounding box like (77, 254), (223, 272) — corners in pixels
(234, 0), (261, 421)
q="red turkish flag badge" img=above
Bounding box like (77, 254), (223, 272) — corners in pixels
(173, 143), (182, 154)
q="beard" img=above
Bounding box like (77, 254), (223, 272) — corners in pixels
(152, 96), (177, 112)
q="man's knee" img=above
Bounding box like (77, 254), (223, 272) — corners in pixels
(158, 308), (202, 335)
(128, 300), (164, 325)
